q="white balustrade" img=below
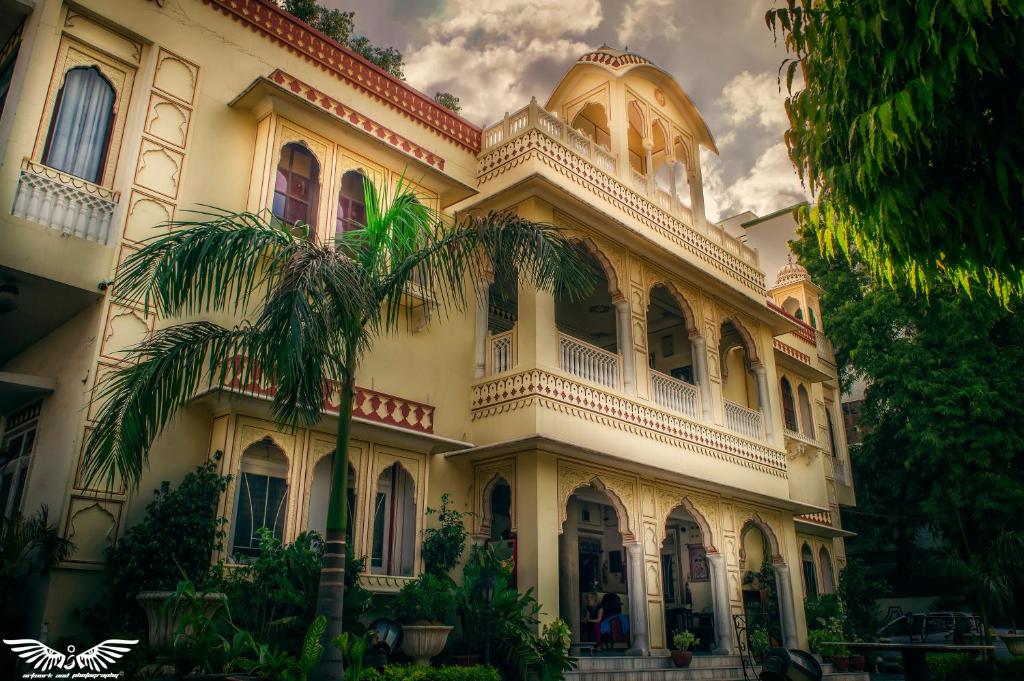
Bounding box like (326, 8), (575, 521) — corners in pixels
(559, 333), (621, 390)
(11, 158), (118, 245)
(724, 400), (765, 440)
(595, 145), (616, 174)
(650, 369), (699, 418)
(630, 166), (648, 189)
(654, 189), (672, 212)
(488, 330), (515, 375)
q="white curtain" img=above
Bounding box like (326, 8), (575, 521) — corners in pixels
(44, 66), (114, 184)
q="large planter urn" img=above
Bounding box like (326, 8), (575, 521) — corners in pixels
(399, 624), (453, 665)
(137, 590), (227, 653)
(1000, 634), (1024, 656)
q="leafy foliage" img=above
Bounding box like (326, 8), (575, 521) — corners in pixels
(422, 493), (469, 577)
(672, 630), (699, 651)
(434, 92), (462, 114)
(767, 1), (1024, 301)
(363, 665), (501, 681)
(535, 619), (575, 681)
(343, 552), (374, 635)
(928, 654), (1024, 681)
(792, 225), (1024, 622)
(393, 573), (455, 624)
(836, 559), (886, 640)
(82, 459), (229, 636)
(282, 0), (403, 77)
(333, 631), (370, 681)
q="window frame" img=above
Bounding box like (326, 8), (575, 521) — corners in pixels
(230, 442), (290, 560)
(0, 400), (42, 519)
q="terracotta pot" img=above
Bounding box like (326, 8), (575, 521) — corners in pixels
(136, 590), (226, 653)
(832, 655), (849, 672)
(670, 650), (693, 668)
(400, 624), (453, 665)
(849, 654), (865, 671)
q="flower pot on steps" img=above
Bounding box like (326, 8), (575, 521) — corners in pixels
(670, 650), (694, 668)
(400, 624), (453, 665)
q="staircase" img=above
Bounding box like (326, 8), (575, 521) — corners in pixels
(565, 654), (870, 681)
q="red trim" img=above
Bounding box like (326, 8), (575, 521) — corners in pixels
(773, 338), (812, 365)
(202, 0), (481, 152)
(767, 300), (817, 343)
(269, 70), (446, 170)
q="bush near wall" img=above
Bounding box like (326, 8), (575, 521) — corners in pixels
(928, 654), (1024, 681)
(363, 665), (500, 681)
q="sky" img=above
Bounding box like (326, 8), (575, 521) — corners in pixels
(324, 0), (809, 222)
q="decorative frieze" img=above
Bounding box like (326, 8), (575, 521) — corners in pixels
(472, 369), (787, 476)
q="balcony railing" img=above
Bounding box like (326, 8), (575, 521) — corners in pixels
(487, 329), (515, 375)
(650, 369), (699, 418)
(784, 427), (821, 449)
(558, 333), (621, 390)
(11, 158), (118, 245)
(724, 400), (765, 440)
(479, 100), (765, 296)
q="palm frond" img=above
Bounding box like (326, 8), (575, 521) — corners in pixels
(117, 208), (301, 317)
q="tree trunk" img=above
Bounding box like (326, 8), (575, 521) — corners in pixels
(314, 371), (355, 681)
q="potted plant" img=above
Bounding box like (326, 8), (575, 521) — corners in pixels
(999, 630), (1024, 656)
(832, 643), (850, 672)
(848, 638), (865, 672)
(749, 627), (770, 663)
(671, 631), (699, 668)
(394, 573), (455, 665)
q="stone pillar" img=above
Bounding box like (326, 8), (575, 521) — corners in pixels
(691, 335), (713, 422)
(558, 507), (581, 642)
(625, 542), (650, 655)
(774, 564), (799, 649)
(752, 364), (775, 443)
(687, 164), (707, 230)
(516, 451), (560, 629)
(473, 276), (490, 379)
(707, 553), (735, 654)
(668, 158), (680, 209)
(615, 299), (636, 394)
(643, 139), (655, 193)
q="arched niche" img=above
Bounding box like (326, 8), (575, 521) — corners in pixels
(570, 102), (611, 150)
(478, 472), (514, 541)
(559, 475), (634, 543)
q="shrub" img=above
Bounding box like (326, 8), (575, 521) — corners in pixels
(364, 665), (500, 681)
(82, 458), (229, 636)
(837, 558), (887, 640)
(673, 630), (699, 651)
(422, 493), (469, 577)
(393, 573), (454, 624)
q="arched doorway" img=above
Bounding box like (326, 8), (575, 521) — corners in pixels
(559, 483), (634, 653)
(368, 463), (416, 577)
(720, 319), (772, 441)
(661, 502), (719, 653)
(739, 518), (798, 649)
(647, 283), (704, 418)
(819, 547), (836, 595)
(230, 438), (290, 560)
(480, 476), (516, 584)
(309, 455), (357, 543)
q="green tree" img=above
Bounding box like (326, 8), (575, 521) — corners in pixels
(434, 92), (462, 114)
(81, 180), (593, 679)
(791, 226), (1024, 626)
(767, 1), (1024, 301)
(347, 36), (404, 78)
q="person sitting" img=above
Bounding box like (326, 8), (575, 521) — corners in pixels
(596, 592), (628, 650)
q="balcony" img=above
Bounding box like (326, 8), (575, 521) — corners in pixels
(558, 333), (621, 390)
(487, 329), (516, 375)
(11, 158), (118, 245)
(650, 368), (698, 418)
(724, 400), (764, 441)
(479, 100), (766, 297)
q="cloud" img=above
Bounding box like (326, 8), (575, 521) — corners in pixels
(717, 70), (788, 131)
(618, 0), (680, 46)
(702, 142), (807, 222)
(402, 0), (601, 123)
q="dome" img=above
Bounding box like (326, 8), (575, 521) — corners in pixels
(775, 254), (811, 288)
(577, 45), (652, 70)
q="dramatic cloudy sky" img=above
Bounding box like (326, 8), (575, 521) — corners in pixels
(326, 0), (809, 222)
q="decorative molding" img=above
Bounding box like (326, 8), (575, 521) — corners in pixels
(472, 369), (787, 476)
(477, 129), (765, 296)
(557, 462), (636, 541)
(360, 574), (415, 593)
(654, 487), (719, 552)
(796, 510), (833, 527)
(268, 70), (446, 170)
(201, 0), (481, 151)
(578, 50), (651, 70)
(768, 301), (817, 343)
(773, 338), (812, 365)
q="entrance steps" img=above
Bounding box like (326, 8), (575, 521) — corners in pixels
(566, 654), (870, 681)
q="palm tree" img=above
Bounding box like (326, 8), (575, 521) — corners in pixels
(81, 179), (593, 678)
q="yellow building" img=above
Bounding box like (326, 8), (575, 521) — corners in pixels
(0, 0), (857, 667)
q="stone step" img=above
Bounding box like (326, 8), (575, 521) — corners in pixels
(574, 655), (743, 671)
(566, 662), (868, 681)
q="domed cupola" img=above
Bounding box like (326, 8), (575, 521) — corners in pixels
(577, 45), (652, 71)
(774, 255), (811, 288)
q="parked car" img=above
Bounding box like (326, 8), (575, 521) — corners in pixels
(875, 612), (984, 669)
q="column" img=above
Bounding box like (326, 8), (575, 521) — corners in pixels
(691, 335), (713, 422)
(668, 158), (680, 209)
(473, 276), (490, 379)
(625, 542), (650, 655)
(558, 509), (581, 642)
(687, 164), (707, 230)
(707, 553), (735, 654)
(774, 564), (799, 649)
(752, 364), (775, 443)
(615, 299), (636, 394)
(643, 139), (655, 193)
(516, 451), (560, 629)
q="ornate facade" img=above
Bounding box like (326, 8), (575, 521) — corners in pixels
(0, 0), (855, 657)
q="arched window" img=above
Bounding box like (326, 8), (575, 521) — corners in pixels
(801, 544), (818, 597)
(273, 143), (320, 227)
(336, 170), (367, 236)
(232, 439), (289, 559)
(308, 457), (357, 544)
(798, 384), (815, 437)
(781, 377), (798, 431)
(43, 66), (115, 184)
(819, 547), (836, 594)
(809, 307), (818, 329)
(370, 463), (417, 576)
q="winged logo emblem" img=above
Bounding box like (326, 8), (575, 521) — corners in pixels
(3, 638), (138, 671)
